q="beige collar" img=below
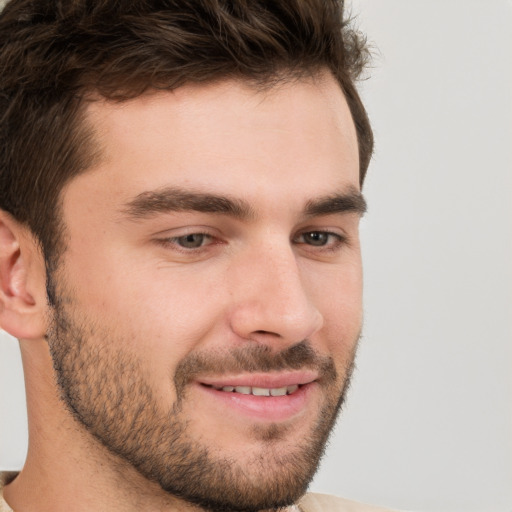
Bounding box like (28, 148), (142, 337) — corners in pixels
(0, 473), (16, 512)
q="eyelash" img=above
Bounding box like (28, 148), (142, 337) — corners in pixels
(156, 230), (347, 254)
(293, 230), (347, 251)
(156, 233), (216, 252)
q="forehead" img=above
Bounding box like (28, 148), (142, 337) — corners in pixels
(69, 74), (359, 215)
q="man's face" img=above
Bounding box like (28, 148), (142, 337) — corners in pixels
(47, 74), (363, 511)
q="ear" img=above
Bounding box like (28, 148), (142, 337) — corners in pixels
(0, 210), (48, 340)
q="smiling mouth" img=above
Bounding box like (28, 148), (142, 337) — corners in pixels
(198, 377), (317, 421)
(203, 384), (301, 396)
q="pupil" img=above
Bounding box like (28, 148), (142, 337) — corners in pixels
(180, 234), (204, 248)
(307, 232), (327, 246)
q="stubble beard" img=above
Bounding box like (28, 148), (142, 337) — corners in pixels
(46, 285), (358, 512)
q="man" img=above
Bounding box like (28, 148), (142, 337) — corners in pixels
(0, 1), (390, 511)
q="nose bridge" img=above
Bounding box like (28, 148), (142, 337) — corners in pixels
(229, 237), (324, 343)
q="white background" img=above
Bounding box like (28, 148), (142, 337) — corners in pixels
(1, 1), (511, 511)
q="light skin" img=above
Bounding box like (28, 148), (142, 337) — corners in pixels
(0, 72), (363, 511)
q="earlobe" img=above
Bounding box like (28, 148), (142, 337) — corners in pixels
(0, 211), (47, 340)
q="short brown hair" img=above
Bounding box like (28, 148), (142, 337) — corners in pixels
(0, 0), (373, 264)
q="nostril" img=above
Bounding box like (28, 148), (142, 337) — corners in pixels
(252, 330), (283, 339)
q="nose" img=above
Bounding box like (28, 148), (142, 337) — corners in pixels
(228, 242), (324, 346)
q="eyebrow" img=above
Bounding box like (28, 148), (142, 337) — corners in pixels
(304, 187), (367, 217)
(121, 186), (366, 221)
(122, 187), (255, 220)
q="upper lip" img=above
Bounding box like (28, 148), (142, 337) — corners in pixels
(198, 371), (318, 389)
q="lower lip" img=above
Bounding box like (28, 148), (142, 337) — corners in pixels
(197, 382), (316, 422)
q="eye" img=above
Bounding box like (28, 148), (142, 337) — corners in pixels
(301, 231), (330, 246)
(173, 233), (212, 249)
(296, 231), (344, 247)
(162, 233), (212, 249)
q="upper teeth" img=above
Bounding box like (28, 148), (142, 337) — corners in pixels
(212, 385), (299, 396)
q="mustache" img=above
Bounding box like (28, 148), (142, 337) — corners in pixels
(173, 340), (338, 398)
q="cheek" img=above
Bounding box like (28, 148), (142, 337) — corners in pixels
(60, 251), (228, 386)
(309, 260), (363, 352)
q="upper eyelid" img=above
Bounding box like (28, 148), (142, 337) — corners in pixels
(153, 225), (218, 237)
(153, 224), (349, 240)
(155, 227), (346, 239)
(294, 229), (346, 240)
